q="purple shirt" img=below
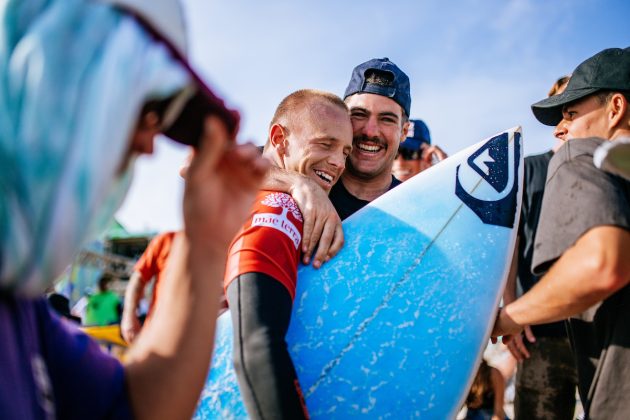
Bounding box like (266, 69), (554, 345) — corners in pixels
(0, 295), (131, 419)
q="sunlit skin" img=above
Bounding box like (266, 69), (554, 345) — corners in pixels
(344, 94), (409, 184)
(270, 101), (353, 193)
(118, 111), (161, 175)
(392, 143), (448, 181)
(554, 95), (609, 141)
(392, 155), (420, 181)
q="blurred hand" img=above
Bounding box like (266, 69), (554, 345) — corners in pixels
(121, 314), (141, 344)
(183, 116), (270, 256)
(290, 177), (344, 268)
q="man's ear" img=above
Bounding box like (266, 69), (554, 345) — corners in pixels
(400, 119), (410, 141)
(608, 93), (629, 130)
(269, 123), (288, 155)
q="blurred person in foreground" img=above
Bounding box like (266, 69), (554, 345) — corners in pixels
(392, 118), (447, 181)
(0, 0), (267, 418)
(502, 75), (579, 419)
(492, 47), (630, 419)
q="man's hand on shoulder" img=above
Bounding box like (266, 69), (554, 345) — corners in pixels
(261, 166), (345, 268)
(289, 176), (344, 268)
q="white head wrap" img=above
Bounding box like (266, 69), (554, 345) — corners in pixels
(0, 0), (191, 295)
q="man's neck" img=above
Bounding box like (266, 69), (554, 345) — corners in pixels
(341, 170), (393, 202)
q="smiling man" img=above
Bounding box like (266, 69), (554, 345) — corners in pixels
(224, 89), (352, 420)
(329, 58), (411, 219)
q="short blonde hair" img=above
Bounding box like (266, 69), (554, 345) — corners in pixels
(264, 89), (348, 151)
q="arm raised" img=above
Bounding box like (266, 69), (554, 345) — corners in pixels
(123, 116), (269, 419)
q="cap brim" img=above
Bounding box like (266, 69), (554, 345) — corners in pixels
(531, 87), (600, 126)
(157, 44), (240, 147)
(399, 138), (426, 151)
(111, 4), (240, 146)
(162, 88), (239, 147)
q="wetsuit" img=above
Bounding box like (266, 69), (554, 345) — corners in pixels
(224, 191), (308, 420)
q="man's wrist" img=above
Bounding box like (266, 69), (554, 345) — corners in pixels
(499, 304), (523, 335)
(287, 171), (311, 194)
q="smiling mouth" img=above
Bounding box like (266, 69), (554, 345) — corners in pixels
(355, 138), (386, 154)
(314, 169), (333, 184)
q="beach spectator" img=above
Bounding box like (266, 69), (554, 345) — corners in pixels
(492, 47), (630, 418)
(465, 359), (508, 420)
(0, 0), (267, 418)
(502, 75), (579, 419)
(121, 231), (175, 343)
(47, 293), (82, 324)
(226, 89), (352, 419)
(84, 274), (122, 326)
(393, 119), (447, 181)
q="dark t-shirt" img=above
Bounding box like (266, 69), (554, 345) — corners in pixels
(532, 138), (630, 419)
(329, 176), (402, 221)
(518, 151), (566, 337)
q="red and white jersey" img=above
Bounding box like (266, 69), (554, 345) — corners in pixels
(224, 190), (304, 300)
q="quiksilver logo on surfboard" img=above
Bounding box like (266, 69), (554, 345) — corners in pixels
(455, 131), (521, 228)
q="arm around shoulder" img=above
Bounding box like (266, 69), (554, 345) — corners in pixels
(263, 166), (344, 267)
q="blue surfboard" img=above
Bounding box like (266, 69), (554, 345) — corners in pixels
(195, 127), (523, 419)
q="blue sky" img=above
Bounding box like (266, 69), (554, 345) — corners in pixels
(116, 0), (630, 232)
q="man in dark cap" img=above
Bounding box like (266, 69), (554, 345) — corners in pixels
(492, 47), (630, 418)
(328, 57), (411, 219)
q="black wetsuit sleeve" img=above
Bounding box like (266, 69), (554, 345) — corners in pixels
(227, 272), (308, 420)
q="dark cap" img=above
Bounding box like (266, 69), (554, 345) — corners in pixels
(532, 47), (630, 126)
(344, 58), (411, 117)
(100, 0), (239, 145)
(399, 119), (431, 151)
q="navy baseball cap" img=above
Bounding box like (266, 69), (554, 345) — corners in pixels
(343, 58), (411, 117)
(399, 119), (431, 151)
(532, 47), (630, 126)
